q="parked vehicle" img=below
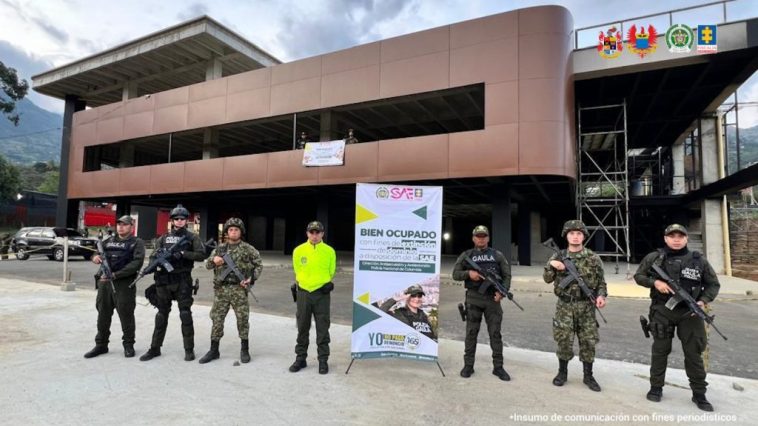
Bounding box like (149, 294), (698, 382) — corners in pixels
(10, 227), (98, 261)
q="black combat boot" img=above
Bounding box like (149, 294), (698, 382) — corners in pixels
(692, 392), (714, 412)
(460, 365), (474, 378)
(289, 359), (307, 372)
(123, 343), (135, 358)
(240, 340), (251, 364)
(582, 361), (601, 392)
(83, 345), (108, 359)
(198, 340), (219, 364)
(139, 347), (161, 361)
(552, 359), (568, 386)
(319, 360), (329, 375)
(492, 366), (511, 381)
(646, 386), (663, 402)
(184, 350), (195, 361)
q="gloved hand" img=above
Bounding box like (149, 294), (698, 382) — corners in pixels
(172, 251), (183, 260)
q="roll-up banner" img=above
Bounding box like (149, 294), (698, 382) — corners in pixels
(351, 183), (442, 361)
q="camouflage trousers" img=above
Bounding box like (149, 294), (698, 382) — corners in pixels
(553, 299), (599, 362)
(209, 284), (250, 341)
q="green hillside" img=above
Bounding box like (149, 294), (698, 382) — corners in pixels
(0, 98), (62, 165)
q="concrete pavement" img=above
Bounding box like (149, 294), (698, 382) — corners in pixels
(1, 277), (756, 425)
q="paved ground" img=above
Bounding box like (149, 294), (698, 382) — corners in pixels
(1, 252), (757, 380)
(1, 277), (756, 425)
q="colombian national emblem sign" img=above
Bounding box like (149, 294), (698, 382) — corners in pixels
(627, 24), (658, 58)
(598, 27), (623, 59)
(665, 24), (694, 53)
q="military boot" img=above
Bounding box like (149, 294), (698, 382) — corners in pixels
(139, 347), (161, 361)
(83, 345), (108, 359)
(289, 359), (307, 372)
(552, 359), (568, 386)
(199, 340), (220, 364)
(185, 350), (195, 361)
(460, 365), (474, 378)
(646, 386), (663, 402)
(492, 366), (511, 381)
(692, 392), (714, 412)
(240, 339), (251, 364)
(123, 343), (135, 358)
(582, 361), (601, 392)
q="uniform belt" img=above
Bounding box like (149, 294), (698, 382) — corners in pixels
(559, 295), (588, 303)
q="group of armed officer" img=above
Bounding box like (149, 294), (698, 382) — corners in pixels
(79, 206), (722, 410)
(452, 220), (720, 412)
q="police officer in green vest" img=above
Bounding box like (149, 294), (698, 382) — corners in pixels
(289, 221), (336, 375)
(452, 225), (512, 381)
(634, 224), (721, 412)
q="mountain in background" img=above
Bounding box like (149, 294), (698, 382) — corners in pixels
(0, 98), (62, 165)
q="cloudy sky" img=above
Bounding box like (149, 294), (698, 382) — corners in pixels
(0, 0), (756, 126)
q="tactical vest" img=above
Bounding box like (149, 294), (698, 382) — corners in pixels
(653, 249), (704, 302)
(103, 236), (135, 273)
(160, 229), (196, 273)
(464, 247), (501, 293)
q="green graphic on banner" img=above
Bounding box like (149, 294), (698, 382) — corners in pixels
(412, 206), (427, 220)
(352, 301), (382, 331)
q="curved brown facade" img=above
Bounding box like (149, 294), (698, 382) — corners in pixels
(67, 5), (575, 199)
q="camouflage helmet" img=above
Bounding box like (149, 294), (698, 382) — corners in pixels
(223, 217), (246, 235)
(561, 219), (589, 238)
(170, 204), (190, 219)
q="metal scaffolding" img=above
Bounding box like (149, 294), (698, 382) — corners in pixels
(577, 101), (631, 275)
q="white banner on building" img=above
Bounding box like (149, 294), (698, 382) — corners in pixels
(302, 140), (345, 166)
(351, 183), (442, 361)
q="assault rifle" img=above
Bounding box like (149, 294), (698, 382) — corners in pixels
(95, 239), (116, 293)
(542, 238), (607, 324)
(129, 235), (190, 288)
(650, 263), (727, 341)
(217, 250), (258, 303)
(463, 255), (524, 311)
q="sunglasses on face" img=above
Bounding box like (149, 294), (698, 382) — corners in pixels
(308, 230), (322, 234)
(173, 217), (187, 221)
(409, 294), (423, 299)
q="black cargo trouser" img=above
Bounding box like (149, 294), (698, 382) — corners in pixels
(149, 272), (194, 351)
(95, 277), (136, 346)
(464, 289), (504, 368)
(295, 286), (331, 362)
(649, 302), (708, 393)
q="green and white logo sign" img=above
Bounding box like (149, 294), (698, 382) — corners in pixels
(666, 24), (694, 53)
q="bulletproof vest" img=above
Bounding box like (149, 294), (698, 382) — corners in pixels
(160, 228), (195, 272)
(103, 236), (136, 272)
(464, 247), (500, 293)
(653, 249), (704, 302)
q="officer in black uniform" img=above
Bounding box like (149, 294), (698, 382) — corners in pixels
(84, 215), (145, 358)
(140, 205), (206, 362)
(634, 224), (721, 412)
(452, 225), (512, 381)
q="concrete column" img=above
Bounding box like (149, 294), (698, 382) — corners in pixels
(492, 185), (512, 262)
(317, 196), (330, 236)
(119, 142), (135, 167)
(320, 111), (338, 141)
(517, 204), (531, 265)
(199, 205), (220, 243)
(248, 216), (267, 248)
(699, 115), (725, 273)
(671, 139), (686, 195)
(530, 211), (553, 264)
(205, 58), (223, 80)
(122, 81), (138, 102)
(702, 199), (725, 273)
(202, 128), (219, 159)
(700, 116), (719, 185)
(56, 95), (86, 228)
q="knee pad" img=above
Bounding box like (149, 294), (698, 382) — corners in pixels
(179, 309), (193, 324)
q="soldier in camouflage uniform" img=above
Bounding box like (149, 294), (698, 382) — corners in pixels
(543, 220), (607, 392)
(634, 224), (720, 412)
(199, 218), (262, 364)
(452, 225), (512, 381)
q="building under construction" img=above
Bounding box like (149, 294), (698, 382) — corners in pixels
(32, 4), (758, 271)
